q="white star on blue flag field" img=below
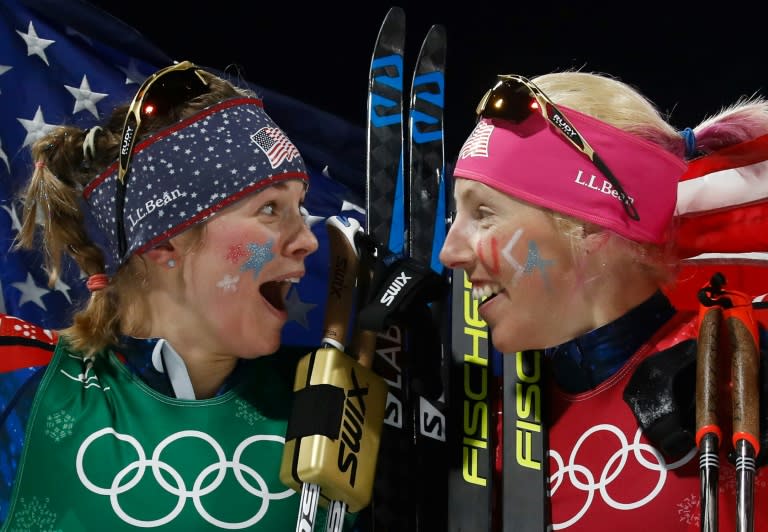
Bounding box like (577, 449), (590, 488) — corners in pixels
(0, 0), (367, 349)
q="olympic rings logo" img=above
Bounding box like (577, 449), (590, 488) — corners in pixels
(548, 424), (697, 530)
(76, 428), (295, 529)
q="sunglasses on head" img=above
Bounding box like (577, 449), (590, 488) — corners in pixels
(476, 74), (639, 221)
(115, 61), (210, 258)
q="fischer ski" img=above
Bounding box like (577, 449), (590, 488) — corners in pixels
(447, 266), (495, 531)
(501, 348), (549, 530)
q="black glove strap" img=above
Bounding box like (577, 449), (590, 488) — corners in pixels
(357, 254), (447, 333)
(623, 339), (698, 459)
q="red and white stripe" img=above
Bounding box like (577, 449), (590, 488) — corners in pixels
(458, 121), (494, 159)
(670, 134), (768, 309)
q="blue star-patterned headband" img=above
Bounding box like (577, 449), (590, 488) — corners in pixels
(82, 97), (308, 273)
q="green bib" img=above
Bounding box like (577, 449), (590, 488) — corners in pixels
(5, 339), (312, 530)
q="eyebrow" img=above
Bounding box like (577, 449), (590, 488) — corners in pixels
(455, 184), (482, 205)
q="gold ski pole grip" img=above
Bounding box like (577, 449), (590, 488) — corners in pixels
(280, 347), (387, 513)
(281, 214), (387, 529)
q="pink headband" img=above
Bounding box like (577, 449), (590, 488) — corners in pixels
(453, 107), (687, 243)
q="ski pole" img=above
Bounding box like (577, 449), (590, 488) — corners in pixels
(318, 215), (362, 532)
(725, 291), (760, 532)
(695, 296), (723, 532)
(281, 215), (387, 532)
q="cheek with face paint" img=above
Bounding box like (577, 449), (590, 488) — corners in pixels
(477, 228), (527, 284)
(477, 227), (558, 291)
(216, 273), (241, 292)
(239, 239), (275, 280)
(225, 244), (249, 264)
(520, 240), (555, 289)
(476, 236), (501, 274)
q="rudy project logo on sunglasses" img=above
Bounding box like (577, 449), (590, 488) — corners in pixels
(121, 124), (135, 158)
(459, 121), (494, 159)
(550, 111), (578, 143)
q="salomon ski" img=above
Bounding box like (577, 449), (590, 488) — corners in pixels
(357, 8), (451, 530)
(406, 22), (449, 531)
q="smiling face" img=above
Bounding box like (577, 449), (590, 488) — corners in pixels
(170, 180), (318, 358)
(440, 179), (591, 352)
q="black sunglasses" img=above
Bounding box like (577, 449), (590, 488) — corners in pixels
(115, 61), (209, 258)
(476, 75), (640, 221)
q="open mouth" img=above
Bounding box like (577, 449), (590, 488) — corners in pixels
(260, 280), (291, 311)
(472, 283), (503, 304)
(259, 277), (302, 311)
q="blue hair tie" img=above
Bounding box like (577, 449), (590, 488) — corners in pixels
(681, 127), (696, 159)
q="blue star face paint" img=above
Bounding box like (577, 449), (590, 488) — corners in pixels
(523, 241), (554, 289)
(240, 240), (275, 279)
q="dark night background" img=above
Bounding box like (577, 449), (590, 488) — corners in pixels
(87, 1), (768, 160)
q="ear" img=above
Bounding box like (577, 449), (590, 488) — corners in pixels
(143, 240), (178, 268)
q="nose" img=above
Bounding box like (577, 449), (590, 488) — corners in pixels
(285, 213), (319, 259)
(439, 221), (475, 270)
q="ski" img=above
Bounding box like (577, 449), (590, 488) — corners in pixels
(358, 9), (452, 530)
(446, 264), (495, 530)
(366, 6), (407, 256)
(406, 23), (449, 531)
(501, 348), (549, 530)
(361, 7), (410, 530)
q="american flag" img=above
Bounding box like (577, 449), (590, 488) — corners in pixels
(668, 133), (768, 309)
(251, 126), (301, 169)
(458, 120), (493, 159)
(0, 0), (366, 348)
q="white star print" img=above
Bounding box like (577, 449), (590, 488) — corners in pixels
(17, 106), (56, 149)
(46, 270), (74, 304)
(216, 274), (240, 292)
(1, 203), (22, 232)
(64, 75), (108, 118)
(0, 138), (10, 173)
(11, 273), (49, 310)
(300, 206), (324, 229)
(16, 21), (55, 66)
(341, 200), (365, 215)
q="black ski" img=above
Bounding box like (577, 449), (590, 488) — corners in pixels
(446, 266), (495, 531)
(501, 348), (549, 530)
(361, 7), (410, 530)
(406, 22), (449, 531)
(359, 9), (452, 530)
(366, 7), (407, 256)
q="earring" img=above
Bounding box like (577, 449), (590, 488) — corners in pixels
(167, 259), (176, 268)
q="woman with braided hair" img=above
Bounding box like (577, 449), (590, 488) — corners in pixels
(0, 61), (323, 529)
(440, 70), (768, 530)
